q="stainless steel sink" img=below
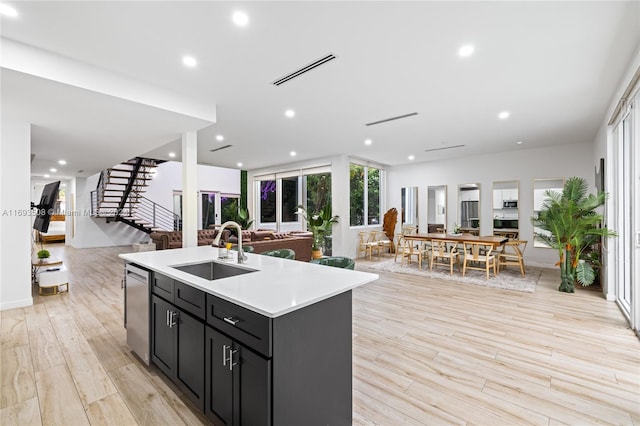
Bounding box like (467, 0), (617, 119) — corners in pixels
(171, 261), (257, 281)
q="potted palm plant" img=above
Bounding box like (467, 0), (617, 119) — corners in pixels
(296, 205), (339, 259)
(531, 177), (616, 293)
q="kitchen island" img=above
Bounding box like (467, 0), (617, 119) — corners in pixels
(120, 246), (378, 426)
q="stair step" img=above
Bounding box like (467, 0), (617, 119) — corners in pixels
(105, 182), (150, 187)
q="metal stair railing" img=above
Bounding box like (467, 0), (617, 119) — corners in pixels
(130, 196), (181, 231)
(92, 157), (180, 232)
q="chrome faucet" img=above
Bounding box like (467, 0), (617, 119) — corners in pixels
(212, 221), (247, 264)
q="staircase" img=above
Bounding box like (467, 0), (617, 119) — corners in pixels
(91, 158), (180, 233)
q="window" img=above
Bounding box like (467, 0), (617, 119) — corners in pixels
(350, 163), (381, 226)
(304, 172), (331, 213)
(220, 195), (240, 223)
(281, 176), (299, 222)
(259, 180), (276, 223)
(255, 166), (331, 232)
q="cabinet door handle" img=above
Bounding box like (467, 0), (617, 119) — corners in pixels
(166, 309), (170, 327)
(229, 349), (238, 371)
(169, 311), (178, 328)
(223, 344), (233, 368)
(222, 344), (227, 366)
(223, 316), (239, 326)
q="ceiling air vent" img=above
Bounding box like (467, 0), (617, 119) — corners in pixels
(210, 144), (232, 153)
(272, 53), (337, 86)
(424, 144), (465, 153)
(365, 112), (418, 126)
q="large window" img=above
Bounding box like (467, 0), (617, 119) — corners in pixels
(259, 180), (276, 223)
(305, 172), (331, 213)
(350, 163), (381, 226)
(281, 176), (299, 222)
(255, 167), (332, 232)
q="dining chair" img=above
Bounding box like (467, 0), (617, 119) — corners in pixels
(498, 240), (527, 276)
(400, 235), (423, 268)
(462, 242), (496, 279)
(430, 240), (459, 275)
(358, 231), (380, 260)
(375, 231), (392, 256)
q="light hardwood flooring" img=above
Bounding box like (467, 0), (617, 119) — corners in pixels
(1, 244), (638, 425)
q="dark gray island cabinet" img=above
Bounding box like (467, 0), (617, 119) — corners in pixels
(149, 270), (353, 426)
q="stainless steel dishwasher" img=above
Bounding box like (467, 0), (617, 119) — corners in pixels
(125, 263), (150, 365)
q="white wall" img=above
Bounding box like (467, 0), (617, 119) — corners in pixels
(145, 161), (240, 211)
(67, 175), (148, 248)
(387, 142), (594, 268)
(1, 122), (33, 310)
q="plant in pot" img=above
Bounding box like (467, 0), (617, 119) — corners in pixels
(296, 205), (339, 259)
(37, 249), (50, 259)
(531, 177), (616, 293)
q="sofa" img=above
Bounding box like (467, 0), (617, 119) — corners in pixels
(229, 230), (313, 262)
(150, 229), (230, 250)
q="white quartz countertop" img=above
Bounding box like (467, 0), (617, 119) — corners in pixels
(119, 246), (378, 318)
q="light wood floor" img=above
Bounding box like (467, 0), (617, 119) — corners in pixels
(1, 245), (638, 425)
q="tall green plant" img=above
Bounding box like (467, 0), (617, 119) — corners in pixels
(531, 177), (616, 292)
(296, 204), (338, 250)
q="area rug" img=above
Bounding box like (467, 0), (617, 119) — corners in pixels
(362, 259), (541, 293)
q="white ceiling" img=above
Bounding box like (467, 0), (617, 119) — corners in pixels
(1, 1), (639, 180)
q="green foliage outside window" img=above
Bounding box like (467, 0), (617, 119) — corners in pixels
(350, 163), (380, 226)
(350, 164), (365, 226)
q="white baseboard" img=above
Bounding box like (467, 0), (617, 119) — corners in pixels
(1, 297), (33, 311)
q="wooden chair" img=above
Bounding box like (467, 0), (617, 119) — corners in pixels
(374, 231), (392, 256)
(430, 240), (460, 275)
(358, 231), (380, 260)
(400, 236), (424, 268)
(462, 242), (496, 279)
(498, 240), (527, 276)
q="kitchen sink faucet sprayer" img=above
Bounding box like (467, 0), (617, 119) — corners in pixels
(212, 221), (247, 264)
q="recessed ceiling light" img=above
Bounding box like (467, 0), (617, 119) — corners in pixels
(168, 152), (176, 158)
(458, 45), (474, 57)
(44, 174), (50, 178)
(290, 151), (296, 157)
(216, 134), (224, 141)
(285, 109), (296, 118)
(498, 111), (510, 119)
(182, 56), (198, 67)
(49, 168), (57, 173)
(237, 162), (243, 168)
(232, 11), (249, 27)
(0, 4), (18, 17)
(516, 141), (523, 145)
(58, 159), (67, 165)
(408, 155), (415, 161)
(364, 139), (372, 146)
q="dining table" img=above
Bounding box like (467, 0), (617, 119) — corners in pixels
(403, 233), (508, 249)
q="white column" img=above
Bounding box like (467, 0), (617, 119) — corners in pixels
(331, 155), (351, 257)
(0, 122), (33, 310)
(182, 131), (198, 247)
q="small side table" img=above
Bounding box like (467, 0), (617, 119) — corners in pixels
(37, 265), (69, 295)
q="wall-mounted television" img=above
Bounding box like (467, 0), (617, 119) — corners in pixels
(33, 181), (61, 233)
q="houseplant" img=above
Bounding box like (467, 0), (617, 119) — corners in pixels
(531, 177), (616, 293)
(296, 205), (339, 259)
(37, 249), (50, 259)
